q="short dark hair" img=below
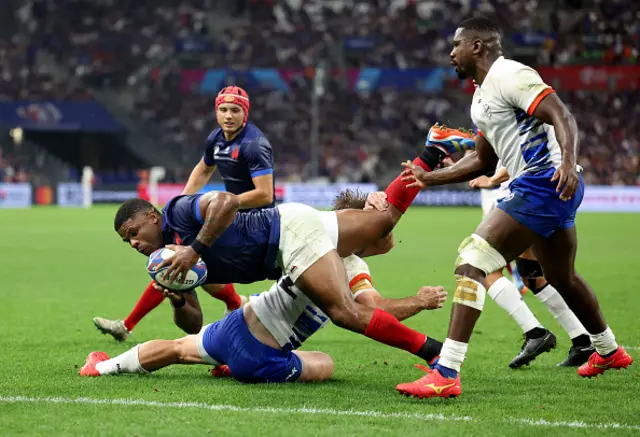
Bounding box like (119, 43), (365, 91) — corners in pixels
(332, 189), (368, 211)
(114, 198), (157, 231)
(458, 16), (501, 34)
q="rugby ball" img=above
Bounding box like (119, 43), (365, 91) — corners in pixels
(147, 248), (208, 291)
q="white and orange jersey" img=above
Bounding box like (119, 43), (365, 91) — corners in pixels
(470, 56), (562, 180)
(250, 255), (374, 351)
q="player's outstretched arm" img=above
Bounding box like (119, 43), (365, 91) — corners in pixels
(401, 135), (498, 188)
(469, 166), (510, 189)
(154, 284), (203, 334)
(531, 93), (580, 200)
(355, 286), (448, 321)
(183, 158), (216, 195)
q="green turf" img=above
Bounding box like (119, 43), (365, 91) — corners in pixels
(1, 206), (639, 436)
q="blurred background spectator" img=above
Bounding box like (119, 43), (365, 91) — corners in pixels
(0, 0), (637, 186)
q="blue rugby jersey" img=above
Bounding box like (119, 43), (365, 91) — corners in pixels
(161, 194), (281, 284)
(203, 123), (275, 209)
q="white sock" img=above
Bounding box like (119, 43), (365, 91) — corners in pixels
(438, 338), (468, 373)
(96, 345), (147, 375)
(488, 276), (542, 333)
(589, 326), (618, 356)
(535, 284), (588, 340)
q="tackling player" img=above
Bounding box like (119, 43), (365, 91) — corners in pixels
(100, 124), (476, 368)
(94, 86), (274, 341)
(79, 191), (448, 382)
(398, 16), (632, 398)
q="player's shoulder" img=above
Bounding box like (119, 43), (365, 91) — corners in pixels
(241, 123), (271, 146)
(490, 57), (538, 81)
(206, 128), (223, 144)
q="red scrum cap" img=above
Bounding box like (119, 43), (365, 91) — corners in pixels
(215, 86), (250, 125)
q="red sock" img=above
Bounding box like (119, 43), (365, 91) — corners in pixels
(124, 281), (166, 331)
(384, 157), (432, 213)
(506, 262), (513, 275)
(211, 283), (242, 310)
(364, 308), (426, 354)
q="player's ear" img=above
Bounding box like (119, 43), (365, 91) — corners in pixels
(472, 39), (482, 55)
(148, 209), (159, 224)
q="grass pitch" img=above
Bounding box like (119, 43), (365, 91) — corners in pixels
(1, 206), (639, 436)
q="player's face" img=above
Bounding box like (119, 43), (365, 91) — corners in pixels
(216, 103), (245, 133)
(450, 28), (475, 80)
(117, 211), (163, 256)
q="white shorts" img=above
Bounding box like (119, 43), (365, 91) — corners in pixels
(196, 323), (220, 365)
(480, 189), (501, 218)
(276, 203), (339, 282)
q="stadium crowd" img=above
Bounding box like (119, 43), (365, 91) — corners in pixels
(1, 0), (638, 185)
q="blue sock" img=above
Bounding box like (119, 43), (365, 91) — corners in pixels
(434, 363), (458, 379)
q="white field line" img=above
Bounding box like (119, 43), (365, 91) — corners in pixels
(621, 345), (640, 351)
(1, 395), (639, 431)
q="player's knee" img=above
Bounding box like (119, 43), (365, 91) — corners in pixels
(324, 305), (362, 332)
(455, 234), (507, 276)
(173, 339), (191, 363)
(320, 355), (335, 380)
(545, 270), (578, 292)
(516, 257), (545, 291)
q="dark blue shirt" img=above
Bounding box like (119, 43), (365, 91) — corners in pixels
(161, 195), (282, 284)
(203, 123), (275, 209)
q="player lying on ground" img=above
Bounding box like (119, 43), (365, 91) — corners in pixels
(397, 16), (632, 399)
(97, 122), (474, 379)
(80, 191), (448, 382)
(94, 86), (275, 340)
(470, 166), (594, 368)
(109, 189), (448, 366)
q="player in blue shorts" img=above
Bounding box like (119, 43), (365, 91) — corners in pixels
(398, 16), (632, 398)
(79, 191), (448, 383)
(94, 86), (274, 340)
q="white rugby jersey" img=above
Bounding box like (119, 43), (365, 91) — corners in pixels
(250, 254), (374, 351)
(470, 56), (562, 180)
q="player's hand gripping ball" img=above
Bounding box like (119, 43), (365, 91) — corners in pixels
(147, 248), (208, 291)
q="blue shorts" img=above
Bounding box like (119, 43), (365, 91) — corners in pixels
(197, 309), (303, 383)
(497, 168), (584, 238)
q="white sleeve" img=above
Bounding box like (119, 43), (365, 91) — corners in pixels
(342, 255), (375, 299)
(499, 66), (553, 115)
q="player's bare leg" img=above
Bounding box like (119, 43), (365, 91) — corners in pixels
(517, 247), (593, 366)
(397, 209), (536, 398)
(80, 335), (205, 376)
(448, 209), (536, 341)
(485, 268), (556, 369)
(293, 351), (334, 382)
(295, 250), (442, 363)
(532, 227), (632, 376)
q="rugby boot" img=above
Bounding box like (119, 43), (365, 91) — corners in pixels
(578, 347), (632, 378)
(557, 343), (595, 367)
(426, 123), (476, 156)
(396, 368), (461, 399)
(509, 329), (557, 369)
(79, 351), (110, 376)
(93, 317), (130, 342)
